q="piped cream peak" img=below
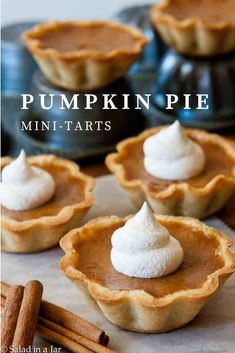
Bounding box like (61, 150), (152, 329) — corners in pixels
(143, 121), (205, 180)
(111, 202), (184, 278)
(1, 150), (55, 211)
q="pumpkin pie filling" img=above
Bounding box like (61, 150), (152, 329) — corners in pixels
(162, 0), (235, 24)
(1, 163), (85, 221)
(117, 135), (234, 193)
(75, 219), (224, 298)
(38, 23), (140, 53)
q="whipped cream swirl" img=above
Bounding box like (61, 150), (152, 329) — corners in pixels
(1, 150), (55, 211)
(143, 121), (205, 180)
(111, 202), (183, 279)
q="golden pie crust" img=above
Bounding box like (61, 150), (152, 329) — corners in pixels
(22, 21), (148, 91)
(60, 214), (235, 333)
(1, 155), (95, 253)
(106, 127), (235, 219)
(150, 0), (235, 56)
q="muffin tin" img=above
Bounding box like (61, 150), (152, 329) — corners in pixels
(117, 5), (235, 130)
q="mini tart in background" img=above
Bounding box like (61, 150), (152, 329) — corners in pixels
(22, 21), (148, 91)
(60, 214), (235, 333)
(1, 155), (94, 253)
(106, 127), (235, 219)
(150, 0), (235, 57)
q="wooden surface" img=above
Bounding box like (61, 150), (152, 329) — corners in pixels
(80, 134), (235, 231)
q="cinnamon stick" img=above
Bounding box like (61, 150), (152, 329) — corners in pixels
(40, 300), (106, 344)
(1, 281), (10, 297)
(1, 294), (6, 307)
(37, 325), (93, 353)
(38, 317), (115, 353)
(12, 280), (43, 348)
(1, 281), (106, 345)
(1, 285), (24, 350)
(1, 301), (91, 353)
(1, 294), (116, 353)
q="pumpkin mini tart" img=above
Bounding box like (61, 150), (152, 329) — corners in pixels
(150, 0), (235, 57)
(106, 127), (235, 219)
(60, 214), (235, 333)
(22, 20), (148, 91)
(1, 155), (94, 253)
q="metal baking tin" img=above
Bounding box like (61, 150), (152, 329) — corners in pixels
(115, 4), (235, 130)
(1, 22), (38, 96)
(151, 48), (235, 128)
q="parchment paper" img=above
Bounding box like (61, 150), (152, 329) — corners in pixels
(2, 176), (235, 353)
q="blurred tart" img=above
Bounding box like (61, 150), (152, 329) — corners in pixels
(106, 126), (235, 219)
(22, 21), (148, 90)
(1, 154), (94, 253)
(150, 0), (235, 56)
(60, 214), (235, 333)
